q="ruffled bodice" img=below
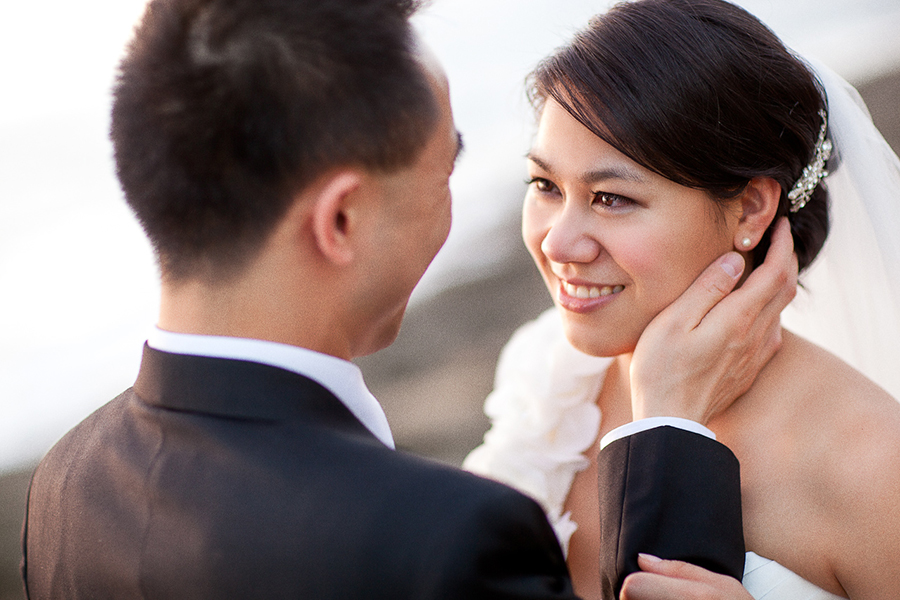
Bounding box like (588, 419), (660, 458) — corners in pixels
(464, 308), (845, 599)
(463, 309), (611, 552)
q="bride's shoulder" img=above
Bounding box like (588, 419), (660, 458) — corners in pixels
(746, 329), (900, 504)
(773, 331), (900, 454)
(778, 330), (899, 417)
(773, 332), (900, 596)
(791, 339), (900, 599)
(787, 333), (898, 460)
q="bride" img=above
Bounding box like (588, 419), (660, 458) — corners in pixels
(464, 0), (900, 598)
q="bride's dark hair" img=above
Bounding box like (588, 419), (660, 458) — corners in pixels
(528, 0), (828, 271)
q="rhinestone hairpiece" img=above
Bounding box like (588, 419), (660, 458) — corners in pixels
(788, 109), (831, 212)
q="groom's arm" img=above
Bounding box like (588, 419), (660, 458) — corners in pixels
(597, 427), (743, 600)
(598, 219), (798, 599)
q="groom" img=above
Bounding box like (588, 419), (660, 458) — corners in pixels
(21, 0), (794, 598)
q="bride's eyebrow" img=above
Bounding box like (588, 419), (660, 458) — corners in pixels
(525, 153), (552, 172)
(526, 152), (647, 185)
(580, 165), (646, 185)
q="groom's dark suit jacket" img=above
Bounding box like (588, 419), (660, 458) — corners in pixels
(22, 346), (743, 599)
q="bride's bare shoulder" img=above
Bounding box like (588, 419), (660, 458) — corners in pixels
(775, 330), (897, 414)
(778, 331), (900, 597)
(771, 330), (900, 472)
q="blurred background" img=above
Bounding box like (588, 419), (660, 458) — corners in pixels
(2, 0), (898, 597)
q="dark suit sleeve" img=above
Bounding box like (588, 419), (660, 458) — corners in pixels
(597, 426), (744, 600)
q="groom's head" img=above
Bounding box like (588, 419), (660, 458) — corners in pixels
(112, 0), (441, 283)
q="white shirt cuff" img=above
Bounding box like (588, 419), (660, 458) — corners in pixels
(599, 417), (716, 450)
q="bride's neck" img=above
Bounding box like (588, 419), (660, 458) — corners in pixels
(611, 353), (633, 398)
(601, 330), (791, 440)
(596, 353), (636, 433)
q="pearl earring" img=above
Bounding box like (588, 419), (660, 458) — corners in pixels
(741, 237), (752, 249)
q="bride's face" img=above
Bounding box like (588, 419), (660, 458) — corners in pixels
(523, 99), (740, 357)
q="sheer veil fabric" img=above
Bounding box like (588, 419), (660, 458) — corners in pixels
(782, 59), (900, 402)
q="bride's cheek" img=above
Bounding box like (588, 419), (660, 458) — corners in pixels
(610, 237), (659, 283)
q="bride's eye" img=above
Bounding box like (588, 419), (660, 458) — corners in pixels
(593, 192), (634, 209)
(526, 177), (557, 194)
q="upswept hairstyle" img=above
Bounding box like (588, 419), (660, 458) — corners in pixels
(111, 0), (437, 280)
(529, 0), (829, 272)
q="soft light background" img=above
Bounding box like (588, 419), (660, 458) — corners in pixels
(2, 0), (899, 473)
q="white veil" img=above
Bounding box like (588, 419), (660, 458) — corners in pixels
(780, 58), (900, 401)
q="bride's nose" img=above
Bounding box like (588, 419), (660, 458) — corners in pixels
(540, 205), (602, 265)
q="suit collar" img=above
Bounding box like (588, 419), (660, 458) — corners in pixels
(146, 329), (394, 448)
(134, 345), (376, 441)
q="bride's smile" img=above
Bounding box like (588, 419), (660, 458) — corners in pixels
(559, 282), (624, 299)
(554, 279), (624, 313)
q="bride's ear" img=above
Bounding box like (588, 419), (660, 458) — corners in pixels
(733, 177), (781, 251)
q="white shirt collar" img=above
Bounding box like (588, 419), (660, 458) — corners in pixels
(146, 328), (395, 449)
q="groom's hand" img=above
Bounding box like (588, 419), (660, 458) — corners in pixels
(630, 217), (798, 424)
(619, 554), (753, 600)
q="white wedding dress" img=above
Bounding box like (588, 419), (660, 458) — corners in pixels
(465, 60), (900, 600)
(463, 309), (844, 600)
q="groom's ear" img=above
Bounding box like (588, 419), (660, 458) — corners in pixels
(308, 170), (366, 266)
(732, 176), (781, 252)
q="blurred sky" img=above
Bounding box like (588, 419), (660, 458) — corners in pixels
(2, 0), (899, 472)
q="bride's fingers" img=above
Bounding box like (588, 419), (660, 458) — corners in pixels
(679, 217), (794, 342)
(704, 220), (795, 400)
(620, 571), (751, 600)
(732, 220), (797, 369)
(742, 319), (783, 388)
(620, 572), (702, 600)
(636, 553), (730, 582)
(729, 217), (798, 321)
(619, 555), (753, 600)
(654, 252), (747, 331)
(700, 218), (795, 370)
(730, 305), (785, 395)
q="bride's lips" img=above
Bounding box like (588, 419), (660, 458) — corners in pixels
(556, 279), (625, 313)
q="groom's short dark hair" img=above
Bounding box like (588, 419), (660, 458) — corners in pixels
(111, 0), (437, 280)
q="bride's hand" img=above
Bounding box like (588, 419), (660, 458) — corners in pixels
(620, 554), (753, 600)
(630, 217), (798, 424)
